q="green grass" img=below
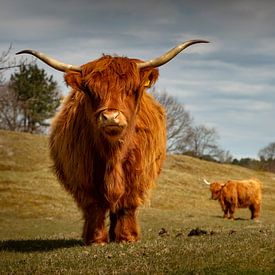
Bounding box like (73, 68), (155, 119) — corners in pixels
(0, 129), (275, 274)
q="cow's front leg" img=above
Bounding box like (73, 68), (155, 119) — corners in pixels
(223, 208), (229, 219)
(109, 207), (140, 242)
(82, 204), (108, 245)
(228, 205), (236, 220)
(220, 201), (229, 219)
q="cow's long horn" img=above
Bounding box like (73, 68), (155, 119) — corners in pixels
(16, 50), (82, 72)
(137, 40), (209, 69)
(203, 179), (211, 185)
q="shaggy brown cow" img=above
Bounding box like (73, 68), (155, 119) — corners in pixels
(204, 179), (262, 220)
(17, 40), (208, 244)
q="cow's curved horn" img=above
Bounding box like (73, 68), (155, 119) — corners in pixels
(16, 50), (82, 72)
(203, 179), (211, 185)
(137, 39), (209, 69)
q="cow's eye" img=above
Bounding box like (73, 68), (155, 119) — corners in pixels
(84, 89), (101, 108)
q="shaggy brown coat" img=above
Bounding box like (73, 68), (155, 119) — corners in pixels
(49, 56), (166, 244)
(209, 179), (262, 220)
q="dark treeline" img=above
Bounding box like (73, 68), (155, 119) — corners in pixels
(232, 158), (273, 172)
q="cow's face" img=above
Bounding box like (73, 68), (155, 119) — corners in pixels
(210, 182), (223, 200)
(65, 56), (158, 141)
(16, 41), (208, 141)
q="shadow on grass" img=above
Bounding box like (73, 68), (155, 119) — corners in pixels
(234, 217), (250, 221)
(212, 215), (249, 221)
(0, 239), (83, 252)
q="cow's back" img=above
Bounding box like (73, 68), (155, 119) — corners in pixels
(227, 179), (262, 208)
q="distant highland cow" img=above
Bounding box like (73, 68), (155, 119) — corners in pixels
(204, 179), (262, 220)
(17, 39), (208, 244)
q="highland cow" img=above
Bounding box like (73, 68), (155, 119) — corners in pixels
(17, 39), (208, 244)
(204, 179), (262, 220)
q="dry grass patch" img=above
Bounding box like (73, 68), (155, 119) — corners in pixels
(0, 130), (274, 274)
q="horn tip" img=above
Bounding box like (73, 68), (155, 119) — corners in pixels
(190, 39), (210, 44)
(203, 179), (211, 185)
(16, 50), (33, 55)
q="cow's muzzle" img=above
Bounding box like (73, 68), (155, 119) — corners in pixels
(98, 109), (127, 137)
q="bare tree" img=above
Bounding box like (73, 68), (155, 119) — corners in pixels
(0, 84), (23, 131)
(258, 142), (275, 172)
(185, 125), (220, 158)
(258, 142), (275, 160)
(214, 149), (233, 163)
(152, 89), (193, 153)
(0, 44), (20, 86)
(0, 46), (29, 131)
(0, 46), (11, 85)
(152, 89), (231, 161)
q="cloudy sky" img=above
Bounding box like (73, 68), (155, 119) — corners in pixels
(1, 0), (275, 158)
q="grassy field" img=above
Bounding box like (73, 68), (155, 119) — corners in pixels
(0, 129), (274, 274)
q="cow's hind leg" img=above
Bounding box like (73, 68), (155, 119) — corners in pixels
(109, 207), (140, 242)
(82, 204), (108, 245)
(223, 208), (229, 219)
(249, 204), (260, 220)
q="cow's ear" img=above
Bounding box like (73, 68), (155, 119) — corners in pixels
(141, 68), (159, 89)
(64, 71), (84, 91)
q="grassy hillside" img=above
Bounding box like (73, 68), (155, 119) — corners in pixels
(0, 129), (275, 274)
